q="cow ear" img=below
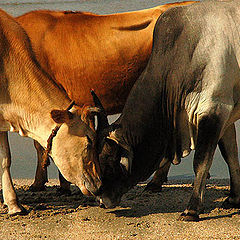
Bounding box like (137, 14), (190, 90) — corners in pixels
(51, 110), (74, 124)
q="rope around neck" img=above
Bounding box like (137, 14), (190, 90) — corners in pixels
(42, 101), (75, 169)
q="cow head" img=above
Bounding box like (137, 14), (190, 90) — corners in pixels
(91, 90), (132, 208)
(49, 105), (102, 197)
(96, 136), (133, 208)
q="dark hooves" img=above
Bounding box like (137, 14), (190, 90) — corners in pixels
(222, 197), (240, 209)
(144, 182), (163, 193)
(178, 212), (200, 222)
(29, 185), (46, 192)
(56, 187), (72, 196)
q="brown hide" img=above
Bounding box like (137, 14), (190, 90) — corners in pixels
(0, 8), (103, 215)
(15, 1), (196, 192)
(16, 1), (195, 115)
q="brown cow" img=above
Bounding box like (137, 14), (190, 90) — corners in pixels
(0, 8), (101, 215)
(16, 1), (196, 193)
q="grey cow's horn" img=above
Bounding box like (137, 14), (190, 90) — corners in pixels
(91, 90), (110, 153)
(91, 90), (109, 132)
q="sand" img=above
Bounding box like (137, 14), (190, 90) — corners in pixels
(0, 179), (240, 240)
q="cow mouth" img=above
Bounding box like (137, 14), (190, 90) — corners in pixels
(96, 196), (121, 209)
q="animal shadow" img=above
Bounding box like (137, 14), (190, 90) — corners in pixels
(110, 179), (238, 220)
(0, 184), (98, 219)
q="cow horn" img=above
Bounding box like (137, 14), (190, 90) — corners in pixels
(91, 90), (111, 153)
(90, 90), (109, 132)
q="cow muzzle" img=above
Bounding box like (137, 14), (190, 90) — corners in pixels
(96, 195), (121, 209)
(80, 174), (102, 197)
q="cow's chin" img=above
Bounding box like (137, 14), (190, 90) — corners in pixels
(80, 185), (93, 196)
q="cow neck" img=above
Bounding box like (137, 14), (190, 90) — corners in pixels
(42, 100), (75, 169)
(0, 12), (73, 150)
(5, 55), (73, 148)
(114, 75), (168, 183)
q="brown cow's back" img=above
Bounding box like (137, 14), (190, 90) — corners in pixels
(16, 1), (195, 114)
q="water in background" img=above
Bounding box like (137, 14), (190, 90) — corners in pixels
(0, 0), (189, 16)
(0, 0), (236, 180)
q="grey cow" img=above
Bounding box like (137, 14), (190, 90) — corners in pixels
(94, 0), (240, 221)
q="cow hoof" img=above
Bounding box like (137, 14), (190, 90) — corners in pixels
(144, 182), (163, 193)
(222, 197), (240, 209)
(29, 185), (46, 192)
(1, 203), (7, 209)
(56, 187), (71, 196)
(178, 212), (200, 222)
(9, 206), (28, 216)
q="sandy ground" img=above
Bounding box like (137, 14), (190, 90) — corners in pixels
(0, 179), (240, 240)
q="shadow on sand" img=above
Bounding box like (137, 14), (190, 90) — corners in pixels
(1, 179), (238, 221)
(109, 179), (239, 220)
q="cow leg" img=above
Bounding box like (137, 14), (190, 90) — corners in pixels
(218, 124), (240, 208)
(179, 114), (223, 221)
(145, 159), (171, 192)
(29, 140), (48, 191)
(57, 171), (71, 195)
(0, 132), (26, 215)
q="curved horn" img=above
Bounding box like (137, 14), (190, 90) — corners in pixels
(91, 90), (110, 153)
(91, 90), (109, 132)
